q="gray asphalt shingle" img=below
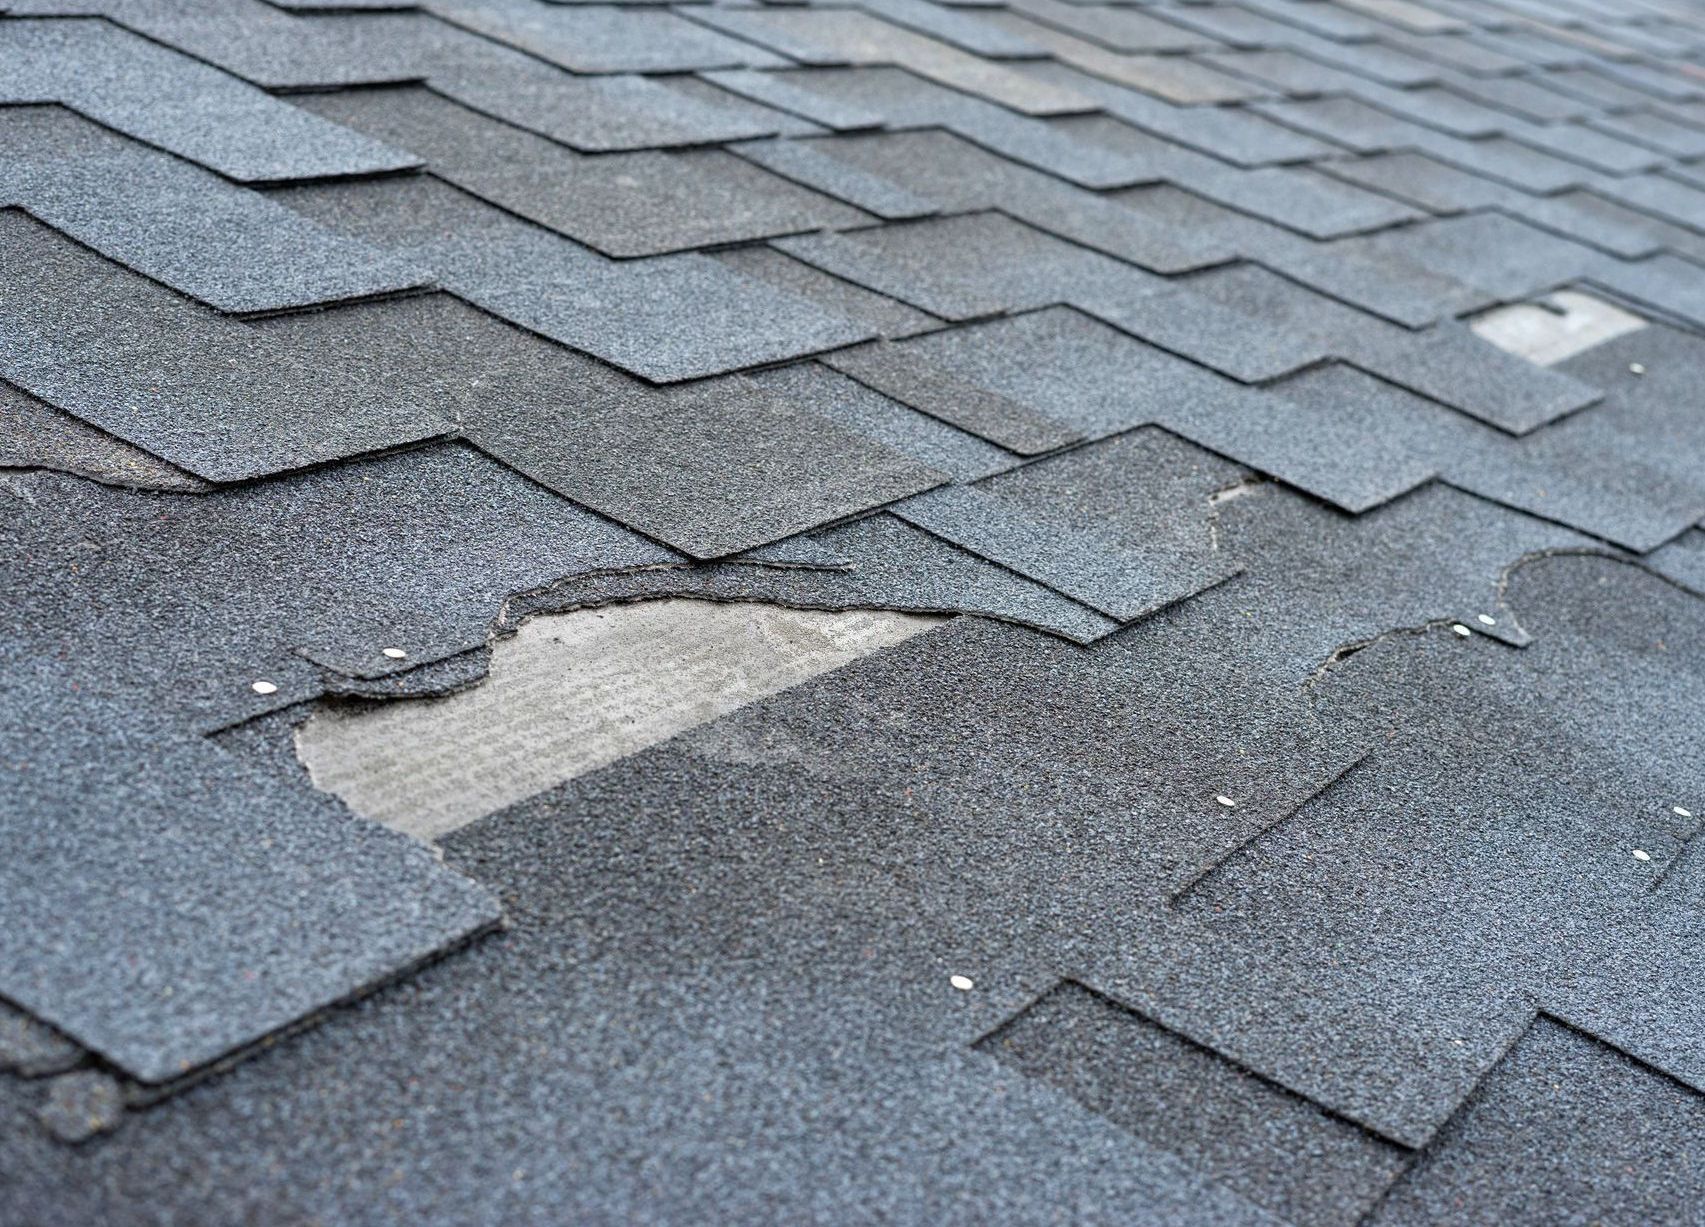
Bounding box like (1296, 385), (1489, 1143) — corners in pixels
(9, 1), (1705, 1219)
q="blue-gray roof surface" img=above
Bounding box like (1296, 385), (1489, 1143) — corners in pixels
(4, 0), (1705, 1222)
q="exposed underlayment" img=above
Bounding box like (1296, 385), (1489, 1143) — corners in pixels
(1470, 288), (1648, 364)
(298, 600), (943, 840)
(8, 0), (1705, 1221)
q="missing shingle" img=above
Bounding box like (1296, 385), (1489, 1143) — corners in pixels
(296, 599), (943, 840)
(1469, 290), (1646, 367)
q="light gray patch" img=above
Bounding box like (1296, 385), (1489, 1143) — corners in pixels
(1471, 291), (1647, 367)
(297, 600), (944, 840)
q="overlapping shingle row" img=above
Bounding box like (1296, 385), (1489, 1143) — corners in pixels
(6, 0), (1705, 1219)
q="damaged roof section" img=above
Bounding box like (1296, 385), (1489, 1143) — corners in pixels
(6, 0), (1705, 1219)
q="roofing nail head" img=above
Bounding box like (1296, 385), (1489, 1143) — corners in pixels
(949, 975), (974, 992)
(382, 647), (408, 660)
(1675, 806), (1694, 819)
(251, 680), (278, 696)
(1215, 795), (1238, 808)
(1477, 614), (1496, 627)
(1451, 624), (1472, 637)
(1630, 362), (1646, 375)
(1633, 849), (1652, 862)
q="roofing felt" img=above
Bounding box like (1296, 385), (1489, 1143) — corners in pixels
(5, 0), (1705, 1222)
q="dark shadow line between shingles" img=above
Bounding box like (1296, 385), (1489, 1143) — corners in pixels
(416, 79), (782, 158)
(255, 183), (932, 389)
(1349, 1002), (1541, 1227)
(1500, 544), (1705, 618)
(1642, 812), (1704, 895)
(0, 898), (505, 1124)
(0, 200), (438, 326)
(419, 5), (773, 85)
(0, 96), (427, 186)
(1353, 1006), (1705, 1226)
(1165, 747), (1375, 910)
(40, 11), (396, 110)
(973, 975), (1420, 1154)
(128, 915), (506, 1109)
(512, 562), (1101, 644)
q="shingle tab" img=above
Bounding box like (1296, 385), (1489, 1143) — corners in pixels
(0, 106), (426, 313)
(10, 1), (1705, 1215)
(0, 17), (414, 181)
(274, 176), (875, 381)
(0, 212), (450, 482)
(693, 8), (1095, 115)
(296, 87), (866, 258)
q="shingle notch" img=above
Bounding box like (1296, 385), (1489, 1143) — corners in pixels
(265, 294), (946, 559)
(978, 980), (1411, 1227)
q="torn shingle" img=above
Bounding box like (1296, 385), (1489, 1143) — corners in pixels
(0, 381), (212, 494)
(36, 1072), (125, 1144)
(297, 600), (945, 839)
(9, 2), (1705, 1216)
(0, 1003), (83, 1080)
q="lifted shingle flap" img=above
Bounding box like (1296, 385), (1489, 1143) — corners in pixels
(10, 0), (1705, 1212)
(0, 445), (679, 1081)
(0, 381), (211, 494)
(0, 698), (500, 1085)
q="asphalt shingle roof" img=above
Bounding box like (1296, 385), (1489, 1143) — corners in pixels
(5, 0), (1705, 1222)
